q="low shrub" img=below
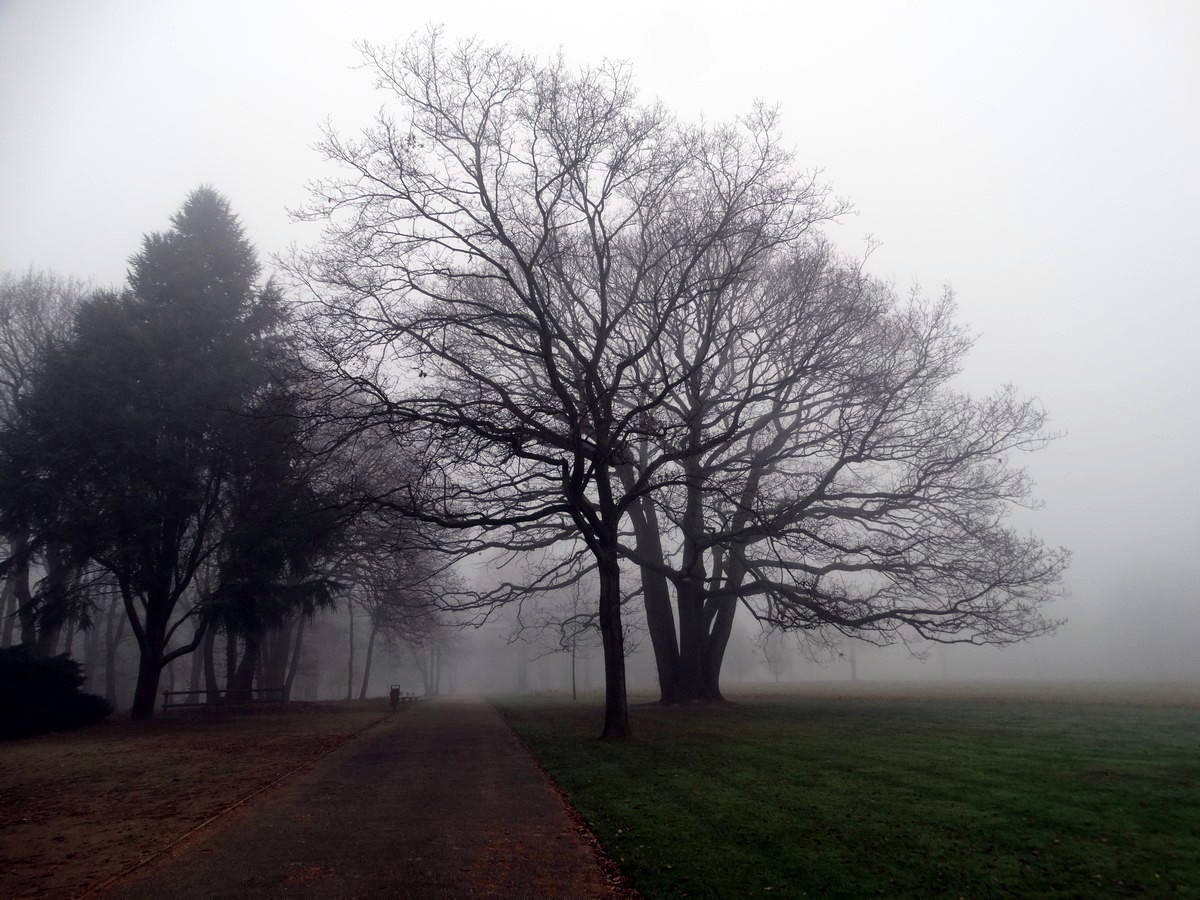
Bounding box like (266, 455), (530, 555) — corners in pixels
(0, 645), (112, 740)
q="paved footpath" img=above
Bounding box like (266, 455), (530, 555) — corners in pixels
(110, 697), (617, 899)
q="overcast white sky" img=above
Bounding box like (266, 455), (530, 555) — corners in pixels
(2, 0), (1198, 678)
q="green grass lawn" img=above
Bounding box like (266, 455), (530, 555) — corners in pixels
(496, 685), (1200, 898)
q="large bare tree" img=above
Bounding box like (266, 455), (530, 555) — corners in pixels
(291, 31), (834, 737)
(619, 240), (1068, 702)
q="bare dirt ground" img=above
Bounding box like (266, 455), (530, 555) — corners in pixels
(0, 701), (395, 899)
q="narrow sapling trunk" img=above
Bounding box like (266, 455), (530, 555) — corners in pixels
(359, 620), (378, 700)
(104, 598), (124, 707)
(203, 627), (220, 703)
(284, 615), (306, 701)
(346, 599), (354, 701)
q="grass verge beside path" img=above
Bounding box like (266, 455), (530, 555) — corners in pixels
(0, 700), (400, 899)
(496, 685), (1200, 899)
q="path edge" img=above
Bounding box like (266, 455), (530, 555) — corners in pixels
(492, 703), (643, 900)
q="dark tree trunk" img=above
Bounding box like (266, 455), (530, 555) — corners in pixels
(104, 597), (125, 707)
(14, 550), (36, 648)
(129, 597), (171, 719)
(626, 489), (681, 703)
(701, 596), (737, 701)
(597, 551), (630, 739)
(131, 648), (164, 719)
(203, 626), (220, 703)
(0, 574), (16, 647)
(359, 620), (378, 700)
(83, 612), (102, 691)
(34, 539), (72, 658)
(230, 634), (259, 694)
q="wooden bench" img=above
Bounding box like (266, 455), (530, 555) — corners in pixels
(389, 686), (419, 708)
(161, 688), (286, 711)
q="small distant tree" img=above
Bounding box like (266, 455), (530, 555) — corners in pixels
(0, 270), (87, 652)
(756, 629), (796, 683)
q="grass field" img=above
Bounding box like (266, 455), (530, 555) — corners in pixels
(497, 683), (1200, 898)
(0, 700), (398, 899)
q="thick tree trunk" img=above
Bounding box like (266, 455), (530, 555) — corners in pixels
(129, 598), (172, 719)
(701, 596), (738, 700)
(131, 649), (164, 719)
(626, 490), (681, 703)
(597, 552), (630, 739)
(358, 620), (378, 700)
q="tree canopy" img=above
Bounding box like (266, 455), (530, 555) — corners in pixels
(290, 31), (1067, 737)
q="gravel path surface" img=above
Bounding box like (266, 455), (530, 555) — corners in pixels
(108, 697), (618, 899)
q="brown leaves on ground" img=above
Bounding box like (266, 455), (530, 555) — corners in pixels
(0, 701), (393, 899)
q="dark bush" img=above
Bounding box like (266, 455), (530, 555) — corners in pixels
(0, 645), (112, 740)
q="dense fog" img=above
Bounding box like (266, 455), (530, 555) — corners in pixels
(1, 1), (1197, 705)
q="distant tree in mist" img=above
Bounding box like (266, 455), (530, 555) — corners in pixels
(0, 270), (87, 654)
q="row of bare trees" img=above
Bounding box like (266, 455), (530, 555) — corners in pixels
(288, 30), (1068, 738)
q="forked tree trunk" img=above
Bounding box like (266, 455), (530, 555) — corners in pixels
(129, 596), (172, 720)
